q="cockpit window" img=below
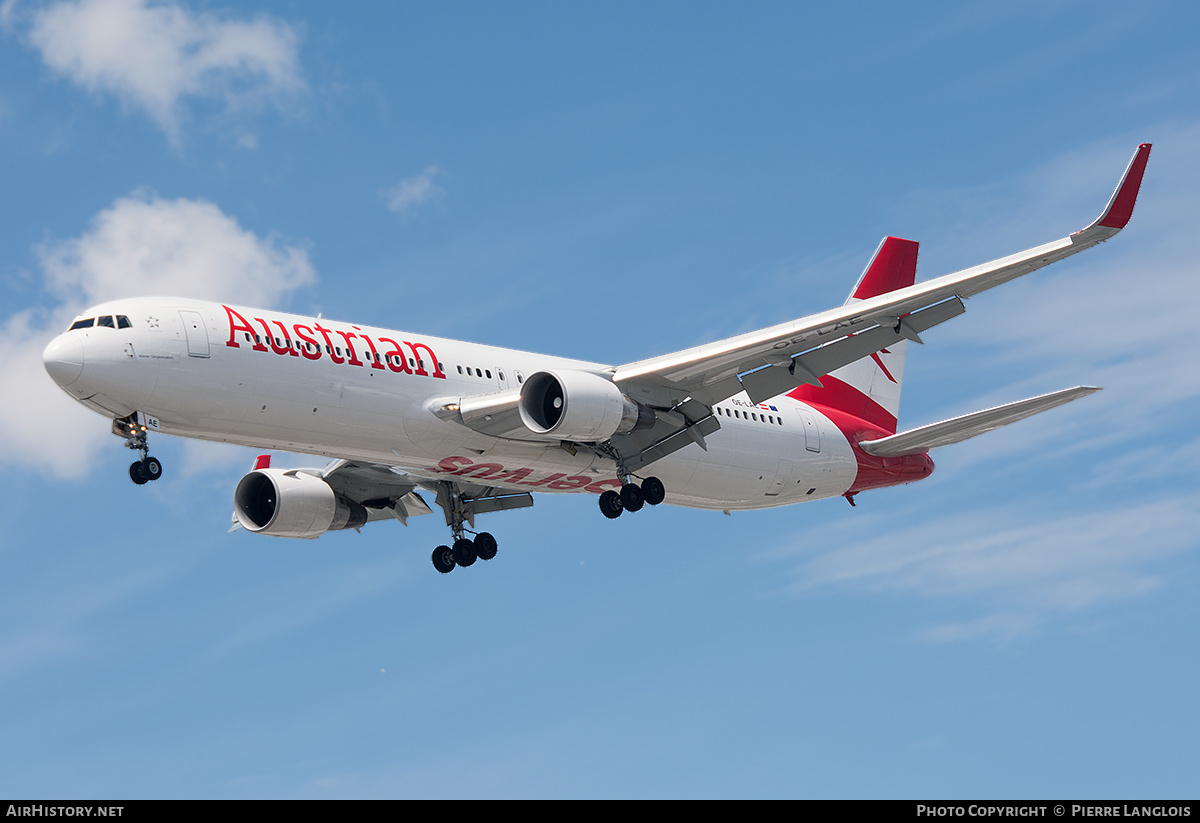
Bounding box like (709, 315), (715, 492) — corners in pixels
(117, 315), (132, 329)
(69, 318), (94, 330)
(96, 315), (115, 328)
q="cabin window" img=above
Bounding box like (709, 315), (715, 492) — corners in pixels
(485, 370), (492, 379)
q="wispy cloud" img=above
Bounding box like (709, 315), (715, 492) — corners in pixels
(0, 190), (316, 479)
(381, 166), (445, 217)
(23, 0), (304, 145)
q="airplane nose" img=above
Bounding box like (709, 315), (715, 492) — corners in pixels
(43, 334), (84, 388)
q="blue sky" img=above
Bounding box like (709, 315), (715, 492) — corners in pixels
(1, 0), (1197, 799)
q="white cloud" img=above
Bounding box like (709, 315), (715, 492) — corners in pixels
(777, 496), (1195, 643)
(381, 166), (445, 217)
(0, 191), (315, 478)
(38, 189), (315, 306)
(26, 0), (304, 145)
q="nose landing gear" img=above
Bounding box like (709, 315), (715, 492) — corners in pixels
(115, 413), (163, 486)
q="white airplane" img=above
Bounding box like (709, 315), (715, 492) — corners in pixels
(42, 144), (1151, 573)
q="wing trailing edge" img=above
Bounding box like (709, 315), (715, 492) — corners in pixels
(857, 386), (1101, 458)
(613, 144), (1151, 410)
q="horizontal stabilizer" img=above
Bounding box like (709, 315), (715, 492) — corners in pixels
(858, 386), (1101, 457)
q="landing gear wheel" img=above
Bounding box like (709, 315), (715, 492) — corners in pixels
(129, 461), (149, 485)
(432, 545), (456, 574)
(452, 537), (477, 567)
(641, 476), (665, 506)
(599, 489), (624, 519)
(475, 532), (498, 561)
(620, 483), (644, 513)
(141, 456), (163, 482)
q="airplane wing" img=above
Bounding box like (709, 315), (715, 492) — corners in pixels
(311, 460), (435, 524)
(612, 144), (1151, 416)
(294, 459), (535, 527)
(857, 386), (1101, 457)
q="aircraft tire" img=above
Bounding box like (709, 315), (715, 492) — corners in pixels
(129, 461), (149, 485)
(432, 545), (456, 573)
(142, 456), (163, 482)
(475, 532), (498, 560)
(641, 476), (665, 506)
(452, 537), (477, 567)
(599, 490), (623, 519)
(620, 483), (644, 513)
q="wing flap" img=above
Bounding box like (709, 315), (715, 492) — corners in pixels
(736, 296), (965, 405)
(858, 386), (1101, 457)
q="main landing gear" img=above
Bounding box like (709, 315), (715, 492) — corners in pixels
(431, 531), (498, 574)
(430, 481), (499, 574)
(599, 475), (665, 520)
(116, 414), (163, 486)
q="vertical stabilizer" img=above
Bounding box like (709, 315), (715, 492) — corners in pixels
(790, 236), (918, 433)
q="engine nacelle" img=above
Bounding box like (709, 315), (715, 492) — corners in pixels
(518, 370), (654, 442)
(234, 468), (368, 539)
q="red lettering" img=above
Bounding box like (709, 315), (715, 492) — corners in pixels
(223, 305), (266, 351)
(455, 463), (505, 478)
(272, 320), (300, 357)
(378, 337), (412, 374)
(404, 340), (446, 378)
(335, 330), (364, 367)
(313, 323), (343, 364)
(585, 479), (623, 495)
(490, 467), (534, 484)
(546, 476), (592, 491)
(293, 324), (322, 361)
(355, 328), (386, 371)
(255, 317), (294, 356)
(435, 456), (473, 473)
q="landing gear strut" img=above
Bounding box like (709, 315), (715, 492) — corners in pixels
(116, 414), (163, 486)
(430, 481), (499, 574)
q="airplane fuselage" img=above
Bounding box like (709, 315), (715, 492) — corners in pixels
(45, 296), (893, 511)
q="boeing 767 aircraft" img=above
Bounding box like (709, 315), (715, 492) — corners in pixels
(42, 145), (1151, 573)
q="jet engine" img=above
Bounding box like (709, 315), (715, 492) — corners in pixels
(518, 370), (654, 442)
(234, 468), (368, 539)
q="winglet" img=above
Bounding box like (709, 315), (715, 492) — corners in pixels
(254, 454), (271, 470)
(848, 236), (919, 302)
(1089, 143), (1152, 231)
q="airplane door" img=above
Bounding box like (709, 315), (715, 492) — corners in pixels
(795, 408), (820, 452)
(497, 367), (509, 391)
(179, 310), (210, 358)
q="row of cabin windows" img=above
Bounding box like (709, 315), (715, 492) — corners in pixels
(456, 365), (524, 384)
(716, 405), (784, 426)
(69, 315), (132, 331)
(239, 332), (434, 371)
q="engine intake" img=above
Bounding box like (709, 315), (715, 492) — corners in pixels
(234, 468), (368, 539)
(518, 370), (654, 442)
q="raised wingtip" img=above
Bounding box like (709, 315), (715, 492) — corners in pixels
(848, 236), (919, 302)
(1094, 143), (1152, 230)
